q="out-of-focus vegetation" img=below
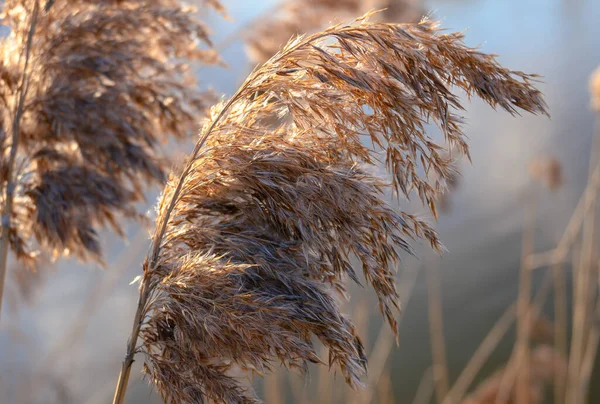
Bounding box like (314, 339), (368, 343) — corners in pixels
(1, 0), (600, 403)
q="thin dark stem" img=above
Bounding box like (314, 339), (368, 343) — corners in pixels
(112, 280), (149, 404)
(0, 0), (40, 320)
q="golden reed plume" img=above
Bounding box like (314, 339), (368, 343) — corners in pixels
(0, 0), (222, 263)
(113, 13), (548, 404)
(0, 0), (224, 315)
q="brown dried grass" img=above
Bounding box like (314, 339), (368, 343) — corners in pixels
(0, 0), (223, 315)
(113, 13), (547, 404)
(0, 0), (222, 263)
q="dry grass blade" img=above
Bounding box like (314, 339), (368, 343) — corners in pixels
(114, 13), (547, 403)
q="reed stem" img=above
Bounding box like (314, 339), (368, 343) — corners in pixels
(0, 0), (40, 320)
(426, 262), (449, 403)
(112, 280), (149, 404)
(553, 261), (567, 403)
(514, 191), (536, 404)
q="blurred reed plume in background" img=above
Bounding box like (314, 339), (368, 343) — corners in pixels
(0, 0), (224, 314)
(244, 0), (424, 65)
(111, 13), (547, 403)
(529, 156), (563, 192)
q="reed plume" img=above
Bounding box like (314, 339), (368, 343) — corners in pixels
(0, 0), (223, 314)
(529, 156), (563, 191)
(245, 0), (424, 65)
(114, 13), (548, 404)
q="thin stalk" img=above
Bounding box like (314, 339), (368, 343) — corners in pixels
(443, 303), (516, 404)
(412, 367), (435, 404)
(515, 188), (537, 404)
(566, 112), (600, 404)
(347, 300), (369, 404)
(377, 370), (394, 404)
(357, 264), (421, 404)
(578, 296), (600, 401)
(426, 262), (449, 403)
(443, 270), (553, 404)
(0, 0), (40, 320)
(264, 367), (282, 404)
(567, 193), (596, 404)
(494, 353), (523, 404)
(553, 261), (567, 403)
(526, 163), (600, 270)
(579, 115), (600, 403)
(112, 282), (149, 404)
(563, 242), (581, 404)
(494, 196), (554, 404)
(360, 326), (395, 403)
(316, 343), (331, 402)
(290, 374), (308, 404)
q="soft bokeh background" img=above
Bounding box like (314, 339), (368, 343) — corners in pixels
(1, 0), (600, 402)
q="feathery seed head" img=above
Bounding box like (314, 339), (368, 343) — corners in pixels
(136, 14), (547, 403)
(0, 0), (223, 264)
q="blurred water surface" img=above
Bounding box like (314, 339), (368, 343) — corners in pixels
(1, 0), (600, 402)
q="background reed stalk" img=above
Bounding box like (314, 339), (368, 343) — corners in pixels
(0, 0), (40, 318)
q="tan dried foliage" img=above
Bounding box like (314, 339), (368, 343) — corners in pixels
(0, 0), (222, 265)
(132, 15), (547, 403)
(245, 0), (424, 65)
